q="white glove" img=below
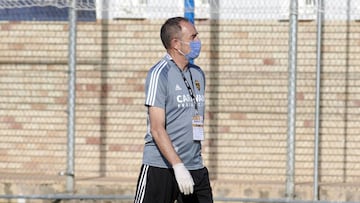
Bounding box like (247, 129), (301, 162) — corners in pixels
(173, 163), (194, 195)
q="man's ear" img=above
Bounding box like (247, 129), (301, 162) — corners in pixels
(172, 38), (180, 50)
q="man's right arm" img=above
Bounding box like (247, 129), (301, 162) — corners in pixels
(148, 106), (181, 166)
(148, 106), (194, 195)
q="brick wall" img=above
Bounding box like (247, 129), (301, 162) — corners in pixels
(1, 19), (360, 199)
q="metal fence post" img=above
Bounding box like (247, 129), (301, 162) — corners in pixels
(314, 0), (324, 200)
(286, 0), (298, 199)
(66, 0), (77, 193)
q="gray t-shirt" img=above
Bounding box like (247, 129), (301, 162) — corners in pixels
(143, 54), (206, 170)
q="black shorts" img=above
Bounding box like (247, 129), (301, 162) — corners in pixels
(134, 164), (213, 203)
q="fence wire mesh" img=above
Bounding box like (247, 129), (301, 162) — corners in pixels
(1, 0), (360, 20)
(1, 0), (360, 202)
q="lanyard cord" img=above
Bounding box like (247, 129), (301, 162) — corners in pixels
(179, 68), (198, 113)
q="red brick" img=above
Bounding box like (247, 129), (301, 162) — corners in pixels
(2, 116), (15, 123)
(297, 92), (305, 100)
(126, 78), (137, 84)
(133, 84), (144, 91)
(86, 137), (101, 145)
(101, 84), (112, 92)
(304, 120), (314, 128)
(218, 126), (230, 133)
(230, 113), (247, 120)
(54, 96), (67, 104)
(31, 104), (47, 110)
(118, 97), (133, 105)
(86, 84), (97, 91)
(9, 43), (24, 50)
(1, 24), (11, 30)
(9, 122), (23, 129)
(109, 144), (143, 152)
(263, 58), (275, 65)
(353, 100), (360, 107)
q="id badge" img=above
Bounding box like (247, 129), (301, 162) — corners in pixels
(192, 115), (204, 141)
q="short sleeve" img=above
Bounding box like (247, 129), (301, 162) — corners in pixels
(144, 64), (168, 109)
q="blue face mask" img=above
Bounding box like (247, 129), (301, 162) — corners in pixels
(178, 40), (202, 61)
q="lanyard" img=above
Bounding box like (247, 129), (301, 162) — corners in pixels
(179, 68), (198, 113)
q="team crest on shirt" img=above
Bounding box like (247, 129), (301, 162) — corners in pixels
(195, 80), (201, 91)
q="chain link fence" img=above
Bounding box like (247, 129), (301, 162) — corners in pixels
(1, 0), (360, 202)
